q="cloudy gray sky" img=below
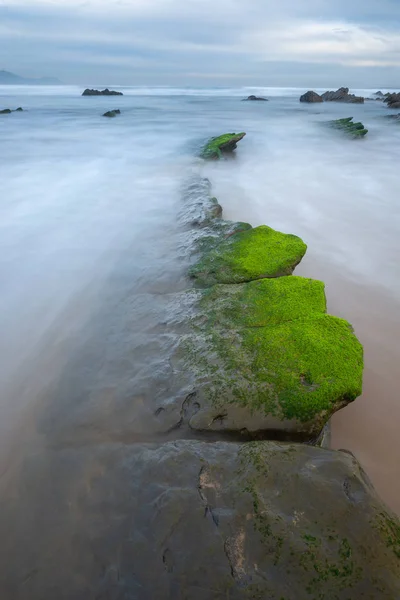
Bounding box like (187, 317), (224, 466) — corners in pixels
(1, 0), (400, 86)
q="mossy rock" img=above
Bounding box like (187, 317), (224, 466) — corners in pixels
(189, 225), (307, 286)
(200, 132), (246, 159)
(327, 117), (368, 137)
(180, 313), (363, 438)
(196, 276), (327, 329)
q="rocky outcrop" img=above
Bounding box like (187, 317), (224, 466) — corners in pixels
(82, 88), (123, 96)
(200, 132), (246, 159)
(0, 107), (23, 114)
(386, 113), (400, 122)
(321, 87), (364, 103)
(242, 95), (268, 101)
(103, 109), (121, 117)
(384, 92), (400, 109)
(327, 117), (368, 138)
(2, 440), (399, 599)
(375, 90), (384, 97)
(300, 90), (323, 103)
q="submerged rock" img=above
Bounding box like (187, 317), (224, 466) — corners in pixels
(242, 95), (268, 101)
(200, 132), (246, 159)
(82, 88), (123, 96)
(0, 107), (23, 114)
(299, 90), (323, 103)
(327, 117), (368, 138)
(321, 87), (364, 103)
(103, 109), (121, 117)
(2, 439), (399, 599)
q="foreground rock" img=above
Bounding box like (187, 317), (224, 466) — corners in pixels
(300, 90), (323, 103)
(82, 88), (123, 96)
(1, 440), (399, 599)
(242, 95), (268, 101)
(200, 132), (246, 159)
(103, 109), (121, 117)
(321, 87), (364, 103)
(0, 107), (23, 114)
(384, 92), (400, 109)
(327, 117), (368, 138)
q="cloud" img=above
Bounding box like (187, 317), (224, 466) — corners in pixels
(1, 0), (399, 85)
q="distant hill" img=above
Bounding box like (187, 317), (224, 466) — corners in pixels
(0, 70), (61, 85)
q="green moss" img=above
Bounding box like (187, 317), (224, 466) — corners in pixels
(327, 117), (368, 138)
(200, 132), (246, 159)
(189, 225), (307, 286)
(184, 314), (363, 426)
(197, 276), (326, 329)
(376, 512), (400, 558)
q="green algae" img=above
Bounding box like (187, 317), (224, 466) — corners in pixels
(189, 225), (307, 286)
(200, 132), (246, 159)
(327, 117), (368, 138)
(197, 276), (327, 329)
(376, 512), (400, 558)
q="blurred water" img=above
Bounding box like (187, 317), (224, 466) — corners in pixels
(0, 85), (399, 512)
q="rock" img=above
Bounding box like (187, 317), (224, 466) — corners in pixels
(200, 132), (246, 159)
(383, 92), (400, 108)
(1, 440), (399, 599)
(375, 90), (384, 96)
(177, 279), (362, 439)
(82, 88), (123, 96)
(0, 109), (12, 114)
(385, 113), (400, 122)
(189, 224), (307, 286)
(299, 90), (323, 103)
(321, 87), (364, 103)
(103, 109), (121, 117)
(242, 95), (268, 101)
(327, 117), (368, 138)
(15, 107), (23, 111)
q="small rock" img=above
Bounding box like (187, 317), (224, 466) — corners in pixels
(242, 95), (268, 101)
(103, 109), (121, 117)
(0, 109), (12, 114)
(299, 90), (323, 103)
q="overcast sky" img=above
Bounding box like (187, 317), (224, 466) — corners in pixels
(1, 0), (399, 87)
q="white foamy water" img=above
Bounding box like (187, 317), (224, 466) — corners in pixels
(1, 85), (399, 512)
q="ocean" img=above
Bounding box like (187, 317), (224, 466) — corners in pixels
(0, 84), (399, 516)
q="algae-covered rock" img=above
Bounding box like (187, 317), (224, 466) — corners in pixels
(189, 224), (307, 286)
(3, 440), (398, 599)
(200, 132), (246, 159)
(327, 117), (368, 138)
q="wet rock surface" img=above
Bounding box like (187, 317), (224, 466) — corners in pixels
(1, 440), (399, 600)
(0, 107), (23, 114)
(384, 92), (400, 109)
(326, 117), (368, 138)
(103, 109), (121, 117)
(200, 132), (246, 159)
(242, 95), (268, 101)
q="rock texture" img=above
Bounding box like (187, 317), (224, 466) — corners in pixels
(1, 440), (399, 600)
(321, 87), (364, 104)
(200, 132), (246, 159)
(300, 91), (323, 103)
(327, 117), (368, 138)
(242, 95), (268, 101)
(384, 92), (400, 109)
(82, 88), (123, 96)
(103, 109), (121, 117)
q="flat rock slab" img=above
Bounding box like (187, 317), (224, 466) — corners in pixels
(189, 225), (307, 286)
(1, 440), (398, 599)
(200, 132), (246, 159)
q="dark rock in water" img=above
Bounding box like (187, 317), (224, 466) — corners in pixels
(2, 440), (399, 599)
(82, 88), (123, 96)
(0, 109), (12, 114)
(200, 132), (246, 159)
(326, 117), (368, 138)
(386, 113), (400, 121)
(375, 90), (384, 96)
(299, 90), (323, 103)
(384, 92), (400, 109)
(242, 95), (268, 101)
(15, 107), (23, 111)
(321, 87), (364, 103)
(103, 109), (121, 117)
